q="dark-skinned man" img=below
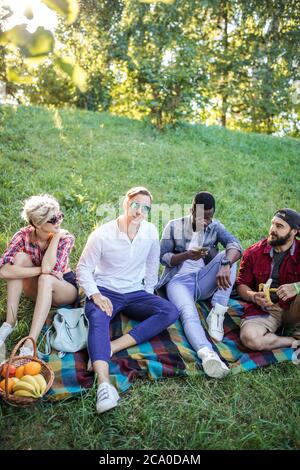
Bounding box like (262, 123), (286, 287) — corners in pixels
(157, 192), (242, 378)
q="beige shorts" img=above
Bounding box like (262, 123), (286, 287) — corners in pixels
(241, 295), (300, 333)
(240, 309), (283, 333)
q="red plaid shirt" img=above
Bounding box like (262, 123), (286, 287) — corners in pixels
(0, 226), (75, 277)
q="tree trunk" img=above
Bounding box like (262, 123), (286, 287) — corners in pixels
(221, 95), (227, 127)
(221, 1), (228, 127)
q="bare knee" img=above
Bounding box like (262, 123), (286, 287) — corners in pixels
(240, 328), (265, 351)
(14, 252), (33, 267)
(0, 253), (33, 280)
(38, 274), (55, 291)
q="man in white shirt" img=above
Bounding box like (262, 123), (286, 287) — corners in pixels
(76, 187), (179, 414)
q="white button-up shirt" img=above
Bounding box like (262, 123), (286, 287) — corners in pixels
(76, 219), (160, 298)
(177, 230), (205, 276)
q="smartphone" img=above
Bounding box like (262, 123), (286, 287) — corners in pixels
(191, 246), (209, 254)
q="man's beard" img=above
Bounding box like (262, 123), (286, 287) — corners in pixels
(268, 229), (292, 246)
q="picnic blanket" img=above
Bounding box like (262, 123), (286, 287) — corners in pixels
(40, 297), (297, 400)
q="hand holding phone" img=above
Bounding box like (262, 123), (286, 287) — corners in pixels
(188, 246), (209, 260)
(191, 246), (209, 255)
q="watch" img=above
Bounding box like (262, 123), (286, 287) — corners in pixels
(220, 258), (232, 267)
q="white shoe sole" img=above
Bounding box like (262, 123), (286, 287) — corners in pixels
(202, 358), (229, 379)
(96, 399), (119, 414)
(208, 331), (224, 342)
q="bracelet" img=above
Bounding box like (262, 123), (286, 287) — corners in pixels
(251, 292), (257, 303)
(294, 283), (300, 295)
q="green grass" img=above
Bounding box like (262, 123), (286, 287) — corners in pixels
(0, 105), (299, 450)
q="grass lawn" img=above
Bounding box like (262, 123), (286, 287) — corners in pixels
(0, 105), (299, 450)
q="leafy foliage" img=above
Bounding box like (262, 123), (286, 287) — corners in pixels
(0, 0), (299, 134)
(0, 0), (87, 91)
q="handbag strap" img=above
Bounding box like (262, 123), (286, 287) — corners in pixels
(37, 326), (53, 356)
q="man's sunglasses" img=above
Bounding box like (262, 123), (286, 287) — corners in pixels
(47, 212), (64, 225)
(130, 201), (151, 214)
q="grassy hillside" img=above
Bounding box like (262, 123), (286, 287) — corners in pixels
(0, 105), (299, 450)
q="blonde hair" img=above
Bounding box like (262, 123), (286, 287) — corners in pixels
(21, 194), (60, 227)
(125, 186), (153, 203)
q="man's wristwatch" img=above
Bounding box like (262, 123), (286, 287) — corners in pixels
(220, 257), (232, 267)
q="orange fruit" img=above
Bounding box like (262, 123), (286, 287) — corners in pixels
(23, 361), (41, 376)
(15, 365), (25, 379)
(0, 378), (14, 394)
(1, 364), (16, 378)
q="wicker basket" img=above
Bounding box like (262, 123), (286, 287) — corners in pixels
(0, 336), (54, 407)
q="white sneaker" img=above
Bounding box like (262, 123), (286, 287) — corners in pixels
(206, 303), (228, 341)
(197, 346), (229, 378)
(96, 382), (120, 414)
(0, 322), (15, 348)
(19, 345), (34, 357)
(292, 340), (300, 365)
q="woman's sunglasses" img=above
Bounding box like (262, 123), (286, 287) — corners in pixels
(47, 212), (64, 225)
(130, 201), (151, 214)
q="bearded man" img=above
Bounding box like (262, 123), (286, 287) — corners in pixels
(236, 208), (300, 351)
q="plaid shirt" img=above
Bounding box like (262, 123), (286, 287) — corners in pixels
(0, 226), (75, 277)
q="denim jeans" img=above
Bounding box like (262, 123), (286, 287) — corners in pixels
(166, 252), (237, 352)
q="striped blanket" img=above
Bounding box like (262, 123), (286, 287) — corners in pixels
(42, 298), (295, 400)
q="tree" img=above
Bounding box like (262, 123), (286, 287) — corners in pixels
(0, 0), (299, 135)
(108, 0), (209, 128)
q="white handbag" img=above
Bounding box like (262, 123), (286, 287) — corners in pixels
(51, 307), (88, 353)
(40, 307), (88, 357)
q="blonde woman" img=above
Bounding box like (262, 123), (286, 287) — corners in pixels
(0, 194), (78, 356)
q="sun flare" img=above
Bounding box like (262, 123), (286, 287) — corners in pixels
(2, 0), (58, 32)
